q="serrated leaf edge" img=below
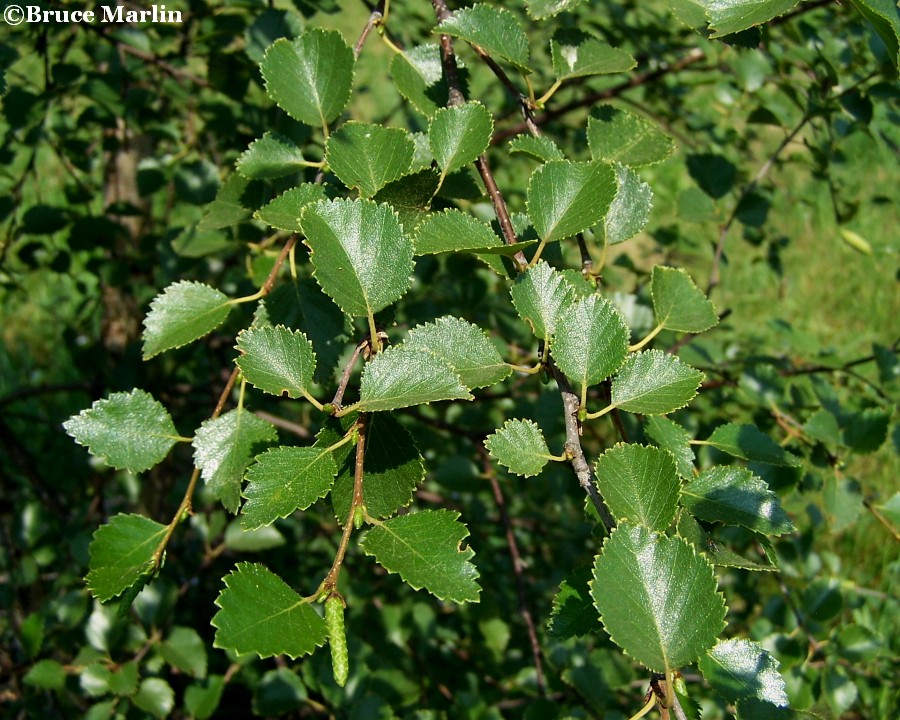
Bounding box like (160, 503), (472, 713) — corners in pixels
(142, 280), (232, 360)
(484, 418), (553, 478)
(234, 324), (318, 399)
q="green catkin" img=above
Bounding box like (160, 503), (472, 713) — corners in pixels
(325, 597), (349, 687)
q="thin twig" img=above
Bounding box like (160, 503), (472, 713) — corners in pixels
(354, 7), (383, 58)
(254, 411), (311, 438)
(332, 339), (368, 410)
(88, 25), (208, 87)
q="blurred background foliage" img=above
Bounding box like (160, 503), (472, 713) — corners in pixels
(1, 0), (897, 718)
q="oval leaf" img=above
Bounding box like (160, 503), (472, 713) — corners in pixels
(699, 638), (789, 707)
(64, 389), (179, 473)
(485, 419), (552, 477)
(591, 524), (726, 673)
(437, 4), (531, 71)
(527, 160), (617, 242)
(645, 415), (696, 479)
(651, 266), (718, 333)
(300, 198), (414, 317)
(510, 260), (577, 340)
(326, 121), (414, 197)
(414, 208), (502, 255)
(212, 563), (327, 659)
(604, 163), (653, 245)
(588, 106), (675, 167)
(142, 281), (232, 359)
(610, 350), (704, 415)
(705, 0), (799, 37)
(390, 44), (454, 118)
(260, 29), (354, 127)
(553, 294), (629, 389)
(527, 0), (586, 19)
(704, 423), (802, 467)
(236, 132), (307, 179)
(361, 510), (481, 603)
(594, 444), (681, 531)
(255, 183), (327, 232)
(428, 101), (493, 177)
(86, 514), (167, 602)
(507, 134), (565, 162)
(551, 30), (636, 80)
(236, 325), (317, 400)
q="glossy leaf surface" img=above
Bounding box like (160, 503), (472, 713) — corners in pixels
(699, 638), (789, 707)
(553, 295), (629, 388)
(428, 102), (493, 177)
(588, 106), (675, 167)
(236, 132), (307, 179)
(86, 514), (167, 602)
(610, 350), (704, 414)
(510, 260), (576, 339)
(551, 30), (636, 79)
(236, 325), (316, 400)
(485, 419), (552, 477)
(437, 4), (530, 71)
(705, 423), (802, 467)
(255, 184), (327, 232)
(326, 122), (414, 197)
(527, 160), (617, 242)
(142, 281), (232, 359)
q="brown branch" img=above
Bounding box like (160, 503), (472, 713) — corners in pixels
(354, 5), (384, 58)
(332, 339), (368, 410)
(89, 25), (208, 87)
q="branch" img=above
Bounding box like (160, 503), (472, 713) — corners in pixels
(89, 25), (208, 87)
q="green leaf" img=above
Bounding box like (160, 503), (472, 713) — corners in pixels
(651, 266), (718, 333)
(142, 281), (233, 359)
(300, 198), (413, 317)
(325, 413), (424, 522)
(527, 160), (617, 242)
(404, 316), (511, 389)
(437, 4), (530, 71)
(224, 521), (286, 552)
(253, 668), (308, 715)
(241, 447), (337, 530)
(677, 513), (777, 572)
(260, 29), (354, 127)
(847, 0), (900, 71)
(235, 325), (317, 400)
(429, 102), (493, 178)
(197, 174), (253, 231)
(24, 659), (67, 690)
(507, 134), (565, 162)
(526, 0), (587, 20)
(645, 416), (696, 479)
(588, 106), (675, 167)
(594, 444), (681, 531)
(325, 122), (415, 197)
(553, 295), (629, 389)
(610, 350), (704, 415)
(485, 419), (553, 477)
(255, 184), (327, 232)
(390, 44), (453, 118)
(193, 409), (278, 513)
(737, 701), (825, 720)
(702, 0), (799, 37)
(682, 467), (794, 535)
(64, 389), (179, 473)
(361, 510), (481, 603)
(185, 676), (225, 720)
(236, 132), (307, 179)
(134, 678), (175, 719)
(604, 164), (653, 245)
(357, 346), (472, 412)
(160, 627), (208, 679)
(548, 567), (597, 639)
(414, 209), (502, 255)
(591, 524), (726, 673)
(699, 638), (789, 707)
(86, 514), (167, 602)
(704, 423), (801, 467)
(212, 562), (327, 659)
(510, 260), (576, 339)
(550, 30), (636, 80)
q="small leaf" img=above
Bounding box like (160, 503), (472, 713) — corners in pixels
(357, 346), (472, 412)
(361, 510), (481, 603)
(224, 521), (286, 552)
(527, 0), (587, 20)
(429, 101), (493, 177)
(242, 447), (337, 530)
(212, 562), (327, 659)
(300, 198), (413, 317)
(437, 4), (530, 71)
(236, 132), (307, 179)
(847, 0), (900, 72)
(510, 260), (576, 339)
(677, 514), (777, 572)
(24, 659), (67, 690)
(594, 444), (681, 531)
(682, 467), (794, 535)
(604, 164), (653, 245)
(236, 325), (317, 400)
(142, 281), (232, 359)
(645, 416), (696, 479)
(553, 295), (629, 389)
(193, 409), (278, 513)
(261, 29), (354, 127)
(591, 524), (726, 673)
(134, 678), (175, 719)
(507, 134), (565, 162)
(325, 122), (414, 197)
(414, 208), (502, 255)
(548, 567), (597, 639)
(390, 44), (455, 118)
(551, 30), (636, 80)
(588, 106), (675, 167)
(610, 350), (704, 415)
(86, 514), (167, 602)
(705, 423), (801, 467)
(64, 389), (179, 473)
(485, 419), (553, 477)
(651, 266), (718, 333)
(255, 184), (327, 232)
(197, 174), (253, 231)
(527, 160), (617, 242)
(160, 627), (207, 679)
(404, 316), (511, 389)
(699, 638), (789, 707)
(704, 0), (799, 37)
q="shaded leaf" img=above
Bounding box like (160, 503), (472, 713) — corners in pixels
(185, 676), (225, 720)
(325, 122), (414, 197)
(255, 183), (327, 232)
(682, 467), (794, 535)
(677, 513), (777, 571)
(24, 660), (67, 690)
(588, 106), (675, 167)
(212, 562), (327, 658)
(197, 174), (253, 231)
(193, 409), (278, 513)
(554, 295), (629, 389)
(594, 444), (681, 531)
(551, 30), (636, 80)
(645, 415), (696, 479)
(242, 447), (337, 530)
(160, 627), (207, 679)
(847, 0), (900, 71)
(510, 260), (576, 339)
(390, 44), (454, 118)
(86, 514), (167, 602)
(527, 0), (587, 20)
(705, 423), (801, 467)
(603, 163), (653, 245)
(527, 160), (617, 242)
(414, 209), (502, 255)
(224, 521), (286, 552)
(261, 29), (354, 127)
(548, 567), (596, 639)
(485, 419), (553, 477)
(591, 524), (726, 673)
(300, 198), (413, 317)
(236, 132), (307, 179)
(610, 350), (704, 415)
(361, 510), (481, 603)
(507, 134), (565, 162)
(429, 102), (493, 177)
(699, 638), (789, 707)
(235, 325), (317, 400)
(437, 4), (530, 71)
(64, 389), (178, 473)
(142, 281), (232, 359)
(651, 266), (718, 333)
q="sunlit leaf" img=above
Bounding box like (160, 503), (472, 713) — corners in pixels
(645, 415), (696, 478)
(507, 134), (565, 162)
(86, 514), (167, 602)
(610, 350), (704, 415)
(588, 106), (675, 167)
(437, 4), (531, 71)
(603, 164), (653, 245)
(553, 295), (629, 389)
(651, 266), (718, 333)
(142, 281), (232, 359)
(255, 183), (327, 232)
(527, 160), (617, 242)
(551, 30), (636, 80)
(702, 0), (799, 37)
(236, 132), (307, 179)
(414, 208), (503, 255)
(325, 121), (414, 197)
(485, 419), (553, 477)
(526, 0), (587, 20)
(699, 638), (789, 707)
(510, 260), (576, 339)
(429, 101), (493, 177)
(704, 423), (801, 467)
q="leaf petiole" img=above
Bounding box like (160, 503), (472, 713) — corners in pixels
(629, 323), (664, 352)
(584, 403), (614, 420)
(535, 78), (563, 108)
